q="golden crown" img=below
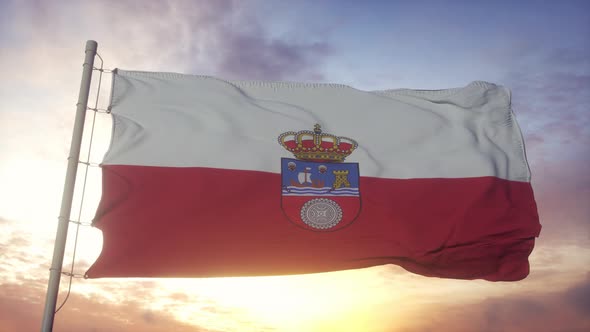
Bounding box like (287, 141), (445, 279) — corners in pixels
(278, 124), (358, 162)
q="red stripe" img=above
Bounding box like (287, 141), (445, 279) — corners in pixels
(87, 165), (541, 281)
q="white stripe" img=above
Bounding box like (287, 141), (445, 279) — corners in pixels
(104, 70), (531, 181)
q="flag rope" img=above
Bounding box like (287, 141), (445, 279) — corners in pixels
(54, 52), (112, 314)
(77, 161), (101, 167)
(68, 219), (93, 227)
(92, 67), (113, 73)
(87, 107), (111, 114)
(61, 272), (86, 278)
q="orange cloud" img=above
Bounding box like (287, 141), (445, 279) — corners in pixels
(0, 282), (210, 332)
(2, 272), (589, 332)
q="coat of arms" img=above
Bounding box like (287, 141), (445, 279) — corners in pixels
(278, 124), (361, 231)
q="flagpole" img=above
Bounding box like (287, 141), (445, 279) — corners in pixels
(40, 40), (98, 332)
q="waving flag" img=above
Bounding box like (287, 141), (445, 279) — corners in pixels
(86, 70), (540, 281)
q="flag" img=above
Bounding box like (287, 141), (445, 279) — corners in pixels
(86, 70), (541, 281)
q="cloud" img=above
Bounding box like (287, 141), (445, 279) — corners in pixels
(0, 235), (35, 269)
(564, 274), (590, 315)
(219, 34), (332, 81)
(1, 0), (335, 98)
(0, 282), (213, 332)
(33, 0), (332, 80)
(0, 276), (289, 332)
(403, 276), (590, 332)
(214, 23), (333, 80)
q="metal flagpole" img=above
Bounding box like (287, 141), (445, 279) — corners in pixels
(40, 40), (98, 332)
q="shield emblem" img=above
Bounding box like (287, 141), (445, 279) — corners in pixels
(281, 158), (361, 231)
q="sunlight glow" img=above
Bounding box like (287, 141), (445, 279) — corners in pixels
(150, 269), (409, 331)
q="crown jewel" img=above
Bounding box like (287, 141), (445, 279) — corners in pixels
(278, 124), (358, 162)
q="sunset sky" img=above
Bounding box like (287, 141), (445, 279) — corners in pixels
(1, 1), (589, 331)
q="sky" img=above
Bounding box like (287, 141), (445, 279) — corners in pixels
(0, 0), (589, 331)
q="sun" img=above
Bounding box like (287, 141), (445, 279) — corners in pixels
(142, 268), (409, 332)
